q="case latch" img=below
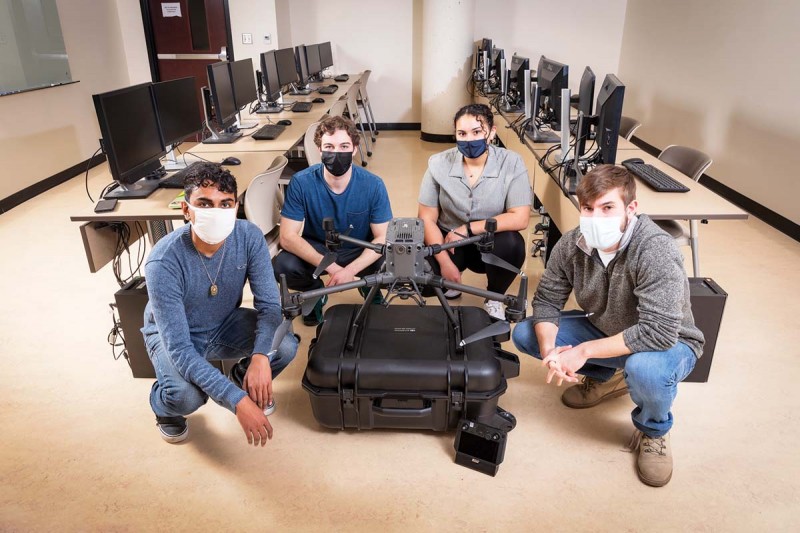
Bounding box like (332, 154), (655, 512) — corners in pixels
(450, 391), (464, 410)
(341, 388), (354, 407)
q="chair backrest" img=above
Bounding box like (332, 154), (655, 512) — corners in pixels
(303, 119), (323, 166)
(619, 116), (642, 141)
(328, 97), (347, 117)
(658, 145), (713, 182)
(243, 155), (289, 236)
(345, 83), (361, 120)
(359, 70), (371, 100)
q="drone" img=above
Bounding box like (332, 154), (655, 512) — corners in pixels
(267, 217), (531, 357)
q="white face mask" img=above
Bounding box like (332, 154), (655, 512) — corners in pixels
(186, 203), (236, 245)
(580, 215), (624, 251)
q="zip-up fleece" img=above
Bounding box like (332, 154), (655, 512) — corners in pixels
(531, 214), (705, 357)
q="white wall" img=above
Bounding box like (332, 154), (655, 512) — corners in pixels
(0, 0), (138, 201)
(277, 0), (421, 124)
(228, 0), (279, 69)
(473, 0), (629, 97)
(618, 0), (800, 225)
(115, 0), (151, 85)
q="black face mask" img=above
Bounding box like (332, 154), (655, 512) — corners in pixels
(321, 151), (353, 177)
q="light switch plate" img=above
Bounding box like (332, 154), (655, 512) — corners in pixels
(242, 33), (253, 45)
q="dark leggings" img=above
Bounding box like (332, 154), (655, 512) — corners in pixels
(426, 229), (525, 294)
(272, 239), (384, 291)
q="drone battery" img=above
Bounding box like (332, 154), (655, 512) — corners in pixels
(302, 304), (520, 431)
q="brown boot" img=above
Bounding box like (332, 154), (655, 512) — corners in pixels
(561, 369), (629, 409)
(627, 430), (673, 487)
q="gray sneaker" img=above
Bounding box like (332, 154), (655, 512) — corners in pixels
(263, 400), (276, 416)
(561, 369), (629, 409)
(156, 416), (188, 444)
(627, 430), (673, 487)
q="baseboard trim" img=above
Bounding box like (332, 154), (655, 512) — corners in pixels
(370, 122), (420, 131)
(630, 136), (799, 242)
(0, 154), (107, 215)
(420, 131), (456, 143)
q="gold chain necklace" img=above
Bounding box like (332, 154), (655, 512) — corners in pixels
(193, 241), (226, 297)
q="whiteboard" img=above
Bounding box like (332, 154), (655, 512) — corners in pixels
(0, 0), (73, 96)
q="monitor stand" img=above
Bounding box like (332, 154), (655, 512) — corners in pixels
(236, 111), (258, 129)
(288, 83), (311, 95)
(202, 126), (243, 145)
(162, 145), (187, 172)
(524, 126), (560, 143)
(104, 177), (161, 199)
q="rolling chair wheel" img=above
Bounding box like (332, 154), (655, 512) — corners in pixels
(371, 137), (376, 143)
(361, 161), (368, 167)
(367, 151), (373, 157)
(375, 131), (380, 135)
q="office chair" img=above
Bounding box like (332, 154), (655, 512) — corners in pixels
(328, 98), (347, 117)
(619, 116), (642, 141)
(655, 145), (713, 277)
(303, 119), (324, 167)
(244, 155), (289, 238)
(357, 70), (378, 142)
(345, 82), (372, 162)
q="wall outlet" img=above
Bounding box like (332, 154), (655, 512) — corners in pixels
(264, 33), (271, 44)
(242, 33), (253, 45)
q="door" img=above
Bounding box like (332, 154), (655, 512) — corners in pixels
(141, 0), (234, 129)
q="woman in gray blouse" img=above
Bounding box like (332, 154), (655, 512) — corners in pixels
(418, 104), (532, 319)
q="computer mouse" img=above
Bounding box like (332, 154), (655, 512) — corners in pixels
(622, 157), (644, 165)
(277, 119), (292, 126)
(313, 97), (325, 103)
(221, 156), (241, 166)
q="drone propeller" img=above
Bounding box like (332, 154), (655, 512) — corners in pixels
(459, 319), (511, 347)
(312, 252), (337, 279)
(268, 316), (295, 357)
(300, 294), (324, 315)
(480, 252), (521, 274)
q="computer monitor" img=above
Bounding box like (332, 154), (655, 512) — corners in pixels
(509, 54), (530, 104)
(92, 83), (166, 199)
(207, 61), (238, 130)
(275, 47), (299, 88)
(260, 50), (281, 102)
(318, 41), (333, 69)
(306, 43), (322, 78)
(577, 66), (596, 118)
(294, 44), (311, 89)
(537, 56), (569, 131)
(593, 74), (625, 165)
(151, 76), (202, 170)
(476, 38), (492, 75)
(230, 58), (258, 109)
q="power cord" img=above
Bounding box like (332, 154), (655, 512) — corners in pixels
(109, 221), (147, 287)
(107, 302), (129, 365)
(85, 145), (104, 203)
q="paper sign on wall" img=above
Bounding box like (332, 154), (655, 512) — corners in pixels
(161, 3), (182, 17)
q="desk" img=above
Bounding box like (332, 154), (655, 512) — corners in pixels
(187, 117), (321, 154)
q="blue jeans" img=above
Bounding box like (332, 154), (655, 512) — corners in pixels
(146, 308), (297, 418)
(511, 312), (696, 437)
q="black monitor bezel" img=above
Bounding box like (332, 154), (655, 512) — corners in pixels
(306, 43), (322, 77)
(294, 44), (310, 86)
(577, 66), (596, 118)
(92, 83), (166, 186)
(259, 50), (281, 102)
(207, 61), (238, 129)
(537, 56), (569, 131)
(509, 54), (530, 98)
(594, 74), (625, 165)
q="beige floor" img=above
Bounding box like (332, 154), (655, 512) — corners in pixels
(1, 131), (799, 531)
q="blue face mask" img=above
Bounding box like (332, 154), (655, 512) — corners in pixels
(456, 138), (488, 159)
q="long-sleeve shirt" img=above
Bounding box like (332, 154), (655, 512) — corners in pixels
(141, 221), (282, 412)
(532, 214), (705, 357)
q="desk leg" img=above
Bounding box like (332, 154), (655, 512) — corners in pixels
(689, 219), (700, 277)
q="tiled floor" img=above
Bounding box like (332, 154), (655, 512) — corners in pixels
(1, 131), (799, 530)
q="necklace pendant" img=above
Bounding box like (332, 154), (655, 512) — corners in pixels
(209, 284), (218, 297)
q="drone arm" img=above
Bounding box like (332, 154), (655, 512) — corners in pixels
(336, 234), (385, 254)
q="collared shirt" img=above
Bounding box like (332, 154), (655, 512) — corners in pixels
(418, 144), (532, 230)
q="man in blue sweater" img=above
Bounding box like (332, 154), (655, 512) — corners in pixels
(512, 165), (704, 486)
(142, 163), (298, 446)
(274, 116), (393, 325)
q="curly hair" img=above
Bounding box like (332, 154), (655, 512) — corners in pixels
(453, 103), (494, 131)
(183, 162), (238, 201)
(313, 115), (360, 148)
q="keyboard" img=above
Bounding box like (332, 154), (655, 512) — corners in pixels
(252, 123), (286, 140)
(291, 101), (313, 112)
(317, 84), (338, 94)
(622, 160), (690, 193)
(334, 74), (350, 82)
(160, 162), (204, 189)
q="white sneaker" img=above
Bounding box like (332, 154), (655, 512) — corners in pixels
(263, 399), (276, 416)
(484, 300), (505, 320)
(444, 289), (462, 299)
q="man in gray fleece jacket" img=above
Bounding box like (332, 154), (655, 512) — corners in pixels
(512, 164), (704, 487)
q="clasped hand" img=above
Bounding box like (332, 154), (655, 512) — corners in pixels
(541, 345), (587, 386)
(235, 354), (273, 447)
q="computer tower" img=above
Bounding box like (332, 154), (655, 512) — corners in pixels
(114, 277), (235, 379)
(685, 278), (728, 383)
(114, 277), (154, 378)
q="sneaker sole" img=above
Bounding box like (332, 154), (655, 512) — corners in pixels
(159, 426), (189, 444)
(561, 387), (630, 409)
(637, 466), (672, 487)
(263, 402), (276, 416)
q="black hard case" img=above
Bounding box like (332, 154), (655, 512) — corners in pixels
(302, 304), (519, 431)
